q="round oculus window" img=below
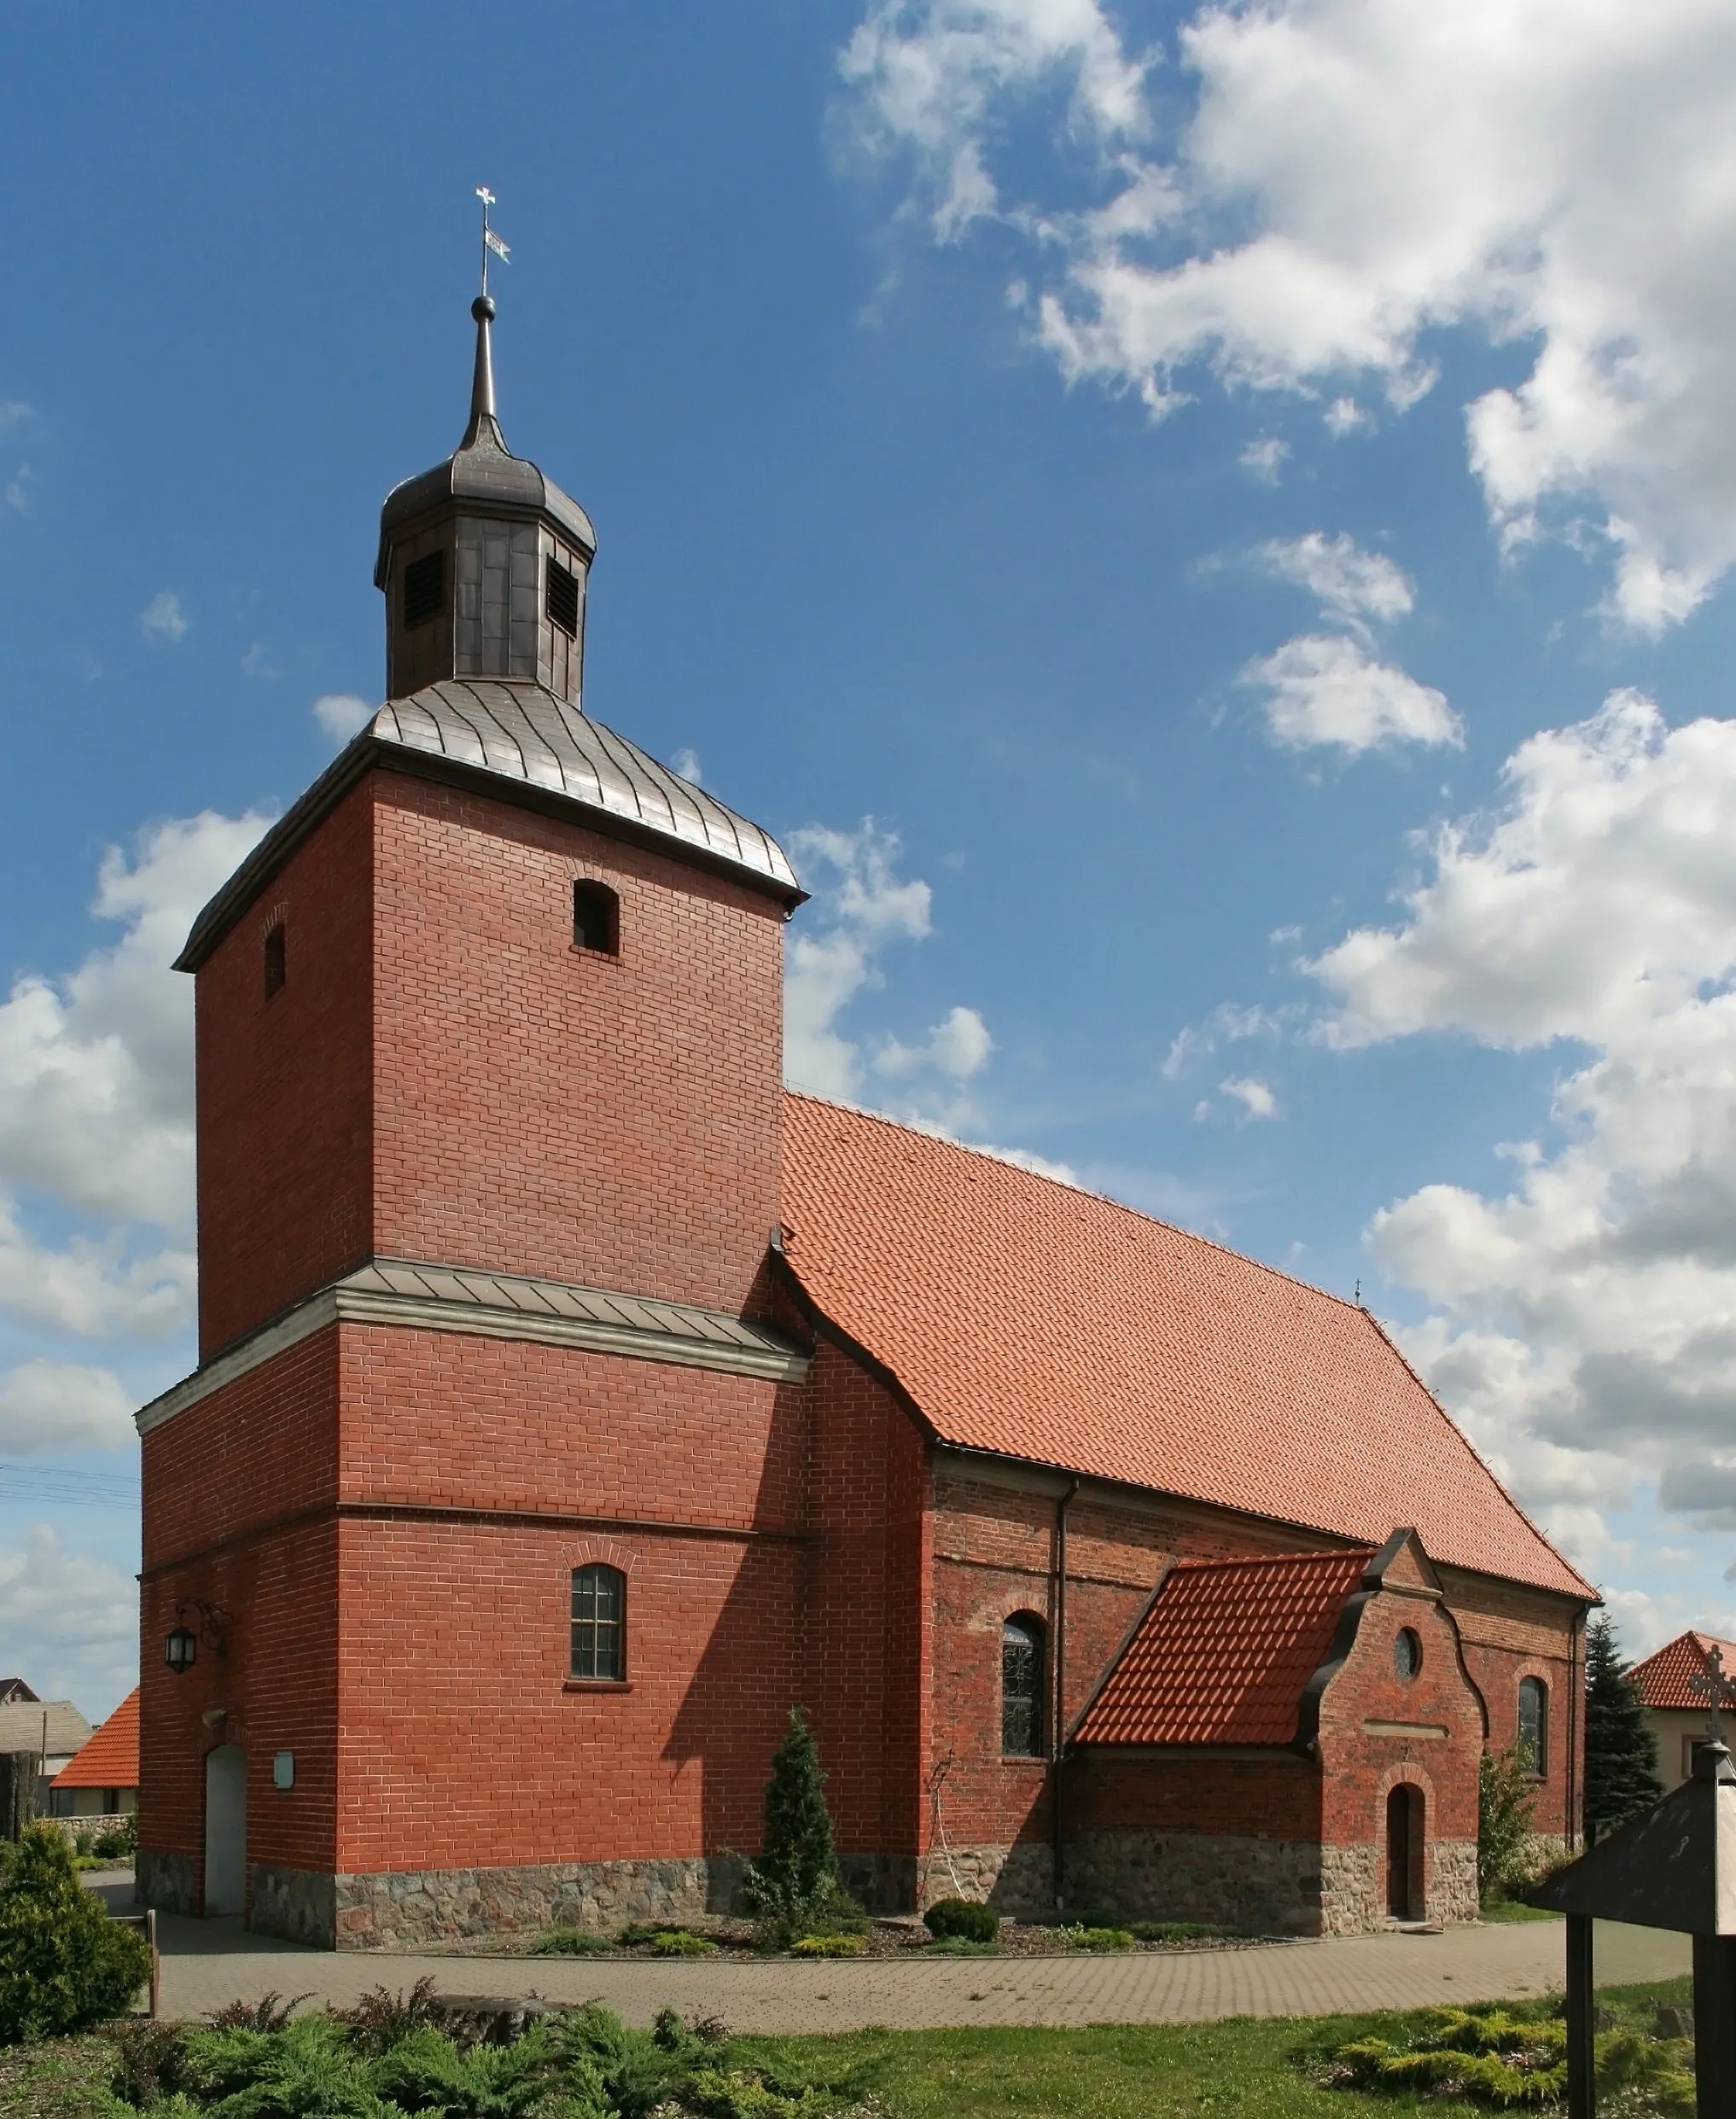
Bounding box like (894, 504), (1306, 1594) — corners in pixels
(1394, 1627), (1423, 1679)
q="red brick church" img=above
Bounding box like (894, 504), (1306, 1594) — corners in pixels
(137, 295), (1593, 1947)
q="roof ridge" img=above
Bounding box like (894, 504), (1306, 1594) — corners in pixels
(783, 1090), (1376, 1319)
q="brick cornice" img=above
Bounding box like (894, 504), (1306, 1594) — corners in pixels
(136, 1255), (811, 1435)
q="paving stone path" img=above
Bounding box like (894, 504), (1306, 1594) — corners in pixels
(84, 1877), (1689, 2033)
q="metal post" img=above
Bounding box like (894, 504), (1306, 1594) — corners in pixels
(1564, 1913), (1594, 2119)
(146, 1907), (160, 2021)
(1693, 1934), (1736, 2119)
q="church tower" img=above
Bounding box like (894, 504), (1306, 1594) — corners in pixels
(136, 295), (813, 1942)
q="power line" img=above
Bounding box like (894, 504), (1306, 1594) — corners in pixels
(0, 1463), (139, 1510)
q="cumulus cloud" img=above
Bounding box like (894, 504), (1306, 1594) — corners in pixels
(0, 812), (269, 1231)
(0, 1525), (137, 1718)
(139, 592), (188, 643)
(0, 810), (266, 1342)
(1307, 690), (1736, 1558)
(312, 693), (371, 744)
(842, 0), (1736, 628)
(784, 820), (1001, 1129)
(0, 1360), (134, 1454)
(1257, 533), (1413, 640)
(1239, 436), (1288, 484)
(1220, 1074), (1279, 1121)
(1243, 633), (1461, 754)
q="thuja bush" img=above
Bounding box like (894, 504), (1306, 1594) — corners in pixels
(1477, 1749), (1539, 1905)
(737, 1709), (863, 1947)
(921, 1898), (999, 1943)
(0, 1822), (152, 2043)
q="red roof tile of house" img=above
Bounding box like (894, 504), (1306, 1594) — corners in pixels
(50, 1688), (138, 1790)
(779, 1096), (1590, 1599)
(1628, 1633), (1736, 1711)
(1075, 1549), (1373, 1745)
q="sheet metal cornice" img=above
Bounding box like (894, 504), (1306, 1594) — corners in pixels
(176, 681), (802, 970)
(136, 1255), (812, 1436)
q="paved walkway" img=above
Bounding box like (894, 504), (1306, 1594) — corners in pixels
(85, 1875), (1689, 2032)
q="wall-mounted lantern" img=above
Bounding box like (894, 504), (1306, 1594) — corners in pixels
(164, 1627), (196, 1674)
(164, 1599), (230, 1674)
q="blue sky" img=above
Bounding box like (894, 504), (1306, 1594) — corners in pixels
(7, 1), (1736, 1718)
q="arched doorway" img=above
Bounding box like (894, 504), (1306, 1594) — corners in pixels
(203, 1745), (247, 1916)
(1385, 1783), (1424, 1919)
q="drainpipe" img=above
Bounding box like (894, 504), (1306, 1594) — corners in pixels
(1052, 1478), (1081, 1912)
(1566, 1614), (1582, 1854)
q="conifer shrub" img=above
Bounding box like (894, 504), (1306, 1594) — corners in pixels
(789, 1933), (866, 1957)
(1062, 1924), (1135, 1952)
(737, 1709), (863, 1947)
(1585, 1615), (1664, 1842)
(921, 1898), (999, 1942)
(1477, 1748), (1539, 1904)
(1127, 1921), (1228, 1943)
(0, 1822), (152, 2043)
(530, 1927), (613, 1956)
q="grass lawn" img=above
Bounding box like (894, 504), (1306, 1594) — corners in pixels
(0, 1977), (1694, 2119)
(1476, 1900), (1562, 1924)
(725, 1976), (1692, 2119)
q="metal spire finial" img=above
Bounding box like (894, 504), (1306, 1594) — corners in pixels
(463, 188), (511, 451)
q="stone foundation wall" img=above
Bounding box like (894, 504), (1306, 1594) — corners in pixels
(252, 1866), (338, 1947)
(1061, 1830), (1326, 1935)
(918, 1842), (1054, 1918)
(1319, 1837), (1480, 1934)
(136, 1848), (195, 1916)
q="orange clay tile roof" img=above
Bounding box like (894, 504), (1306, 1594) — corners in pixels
(50, 1687), (138, 1790)
(778, 1096), (1591, 1600)
(1074, 1548), (1373, 1745)
(1628, 1632), (1736, 1711)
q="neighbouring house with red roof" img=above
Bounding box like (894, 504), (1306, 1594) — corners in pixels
(49, 1689), (140, 1819)
(1629, 1633), (1736, 1792)
(136, 297), (1594, 1949)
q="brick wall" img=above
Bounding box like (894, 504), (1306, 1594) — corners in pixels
(369, 775), (785, 1315)
(1440, 1565), (1584, 1840)
(195, 793), (375, 1358)
(139, 1330), (344, 1907)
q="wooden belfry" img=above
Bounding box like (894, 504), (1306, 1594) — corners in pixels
(1531, 1648), (1736, 2118)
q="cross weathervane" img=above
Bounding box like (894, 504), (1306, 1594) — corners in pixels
(1687, 1641), (1736, 1747)
(475, 186), (510, 297)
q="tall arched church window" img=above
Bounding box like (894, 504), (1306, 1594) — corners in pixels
(1001, 1614), (1046, 1758)
(1518, 1675), (1548, 1776)
(571, 1564), (626, 1681)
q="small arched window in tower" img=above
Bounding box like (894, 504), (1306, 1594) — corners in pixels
(573, 880), (619, 956)
(545, 557), (580, 639)
(402, 550), (445, 630)
(1002, 1614), (1046, 1758)
(263, 923), (286, 1000)
(570, 1563), (626, 1682)
(1393, 1627), (1422, 1680)
(1518, 1676), (1549, 1776)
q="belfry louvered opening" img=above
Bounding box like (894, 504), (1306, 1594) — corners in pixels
(545, 557), (580, 639)
(402, 550), (445, 630)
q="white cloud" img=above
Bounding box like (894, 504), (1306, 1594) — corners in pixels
(1242, 633), (1460, 754)
(0, 1526), (137, 1720)
(876, 1003), (993, 1081)
(1307, 690), (1736, 1562)
(842, 0), (1736, 629)
(0, 1202), (192, 1340)
(1220, 1074), (1279, 1121)
(0, 403), (31, 431)
(1258, 532), (1413, 639)
(139, 592), (188, 643)
(1239, 436), (1288, 483)
(0, 1361), (134, 1454)
(4, 465), (32, 514)
(1162, 999), (1284, 1080)
(784, 821), (935, 1099)
(241, 643), (279, 681)
(671, 748), (703, 785)
(1325, 399), (1368, 439)
(312, 692), (373, 744)
(0, 812), (270, 1231)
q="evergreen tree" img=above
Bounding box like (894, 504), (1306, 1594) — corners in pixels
(1477, 1748), (1538, 1903)
(1584, 1615), (1663, 1842)
(739, 1707), (857, 1941)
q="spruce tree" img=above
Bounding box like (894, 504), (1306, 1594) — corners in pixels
(1584, 1615), (1663, 1842)
(739, 1707), (856, 1941)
